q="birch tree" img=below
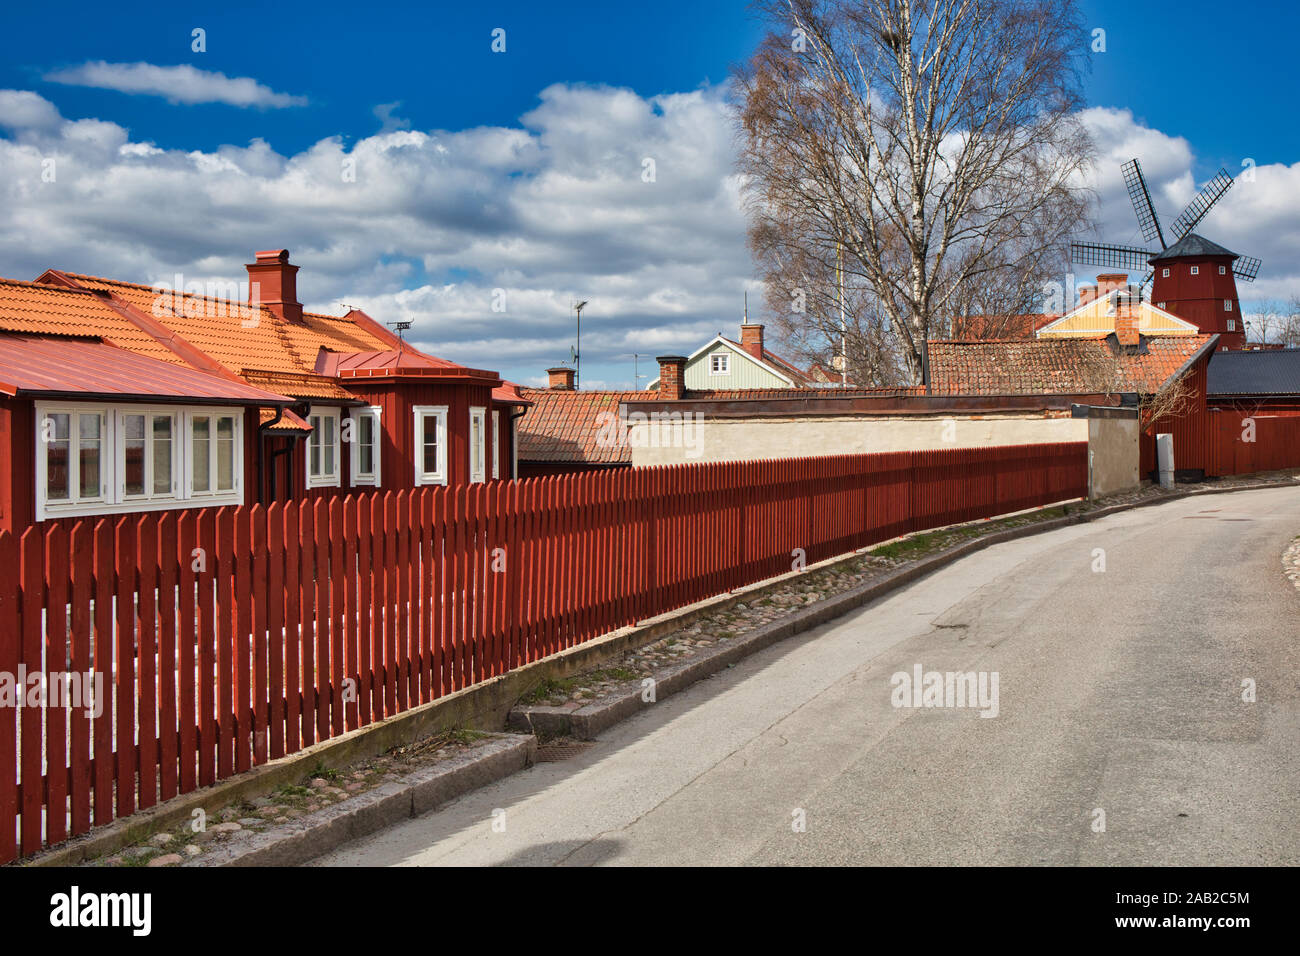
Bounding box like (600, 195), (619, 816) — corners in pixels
(736, 0), (1095, 384)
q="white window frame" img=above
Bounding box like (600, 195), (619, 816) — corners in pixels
(1190, 265), (1199, 275)
(1226, 318), (1237, 331)
(413, 405), (448, 486)
(1219, 265), (1227, 275)
(1224, 299), (1233, 311)
(35, 402), (244, 521)
(187, 409), (243, 501)
(305, 406), (342, 489)
(1158, 302), (1167, 310)
(491, 410), (500, 480)
(709, 352), (731, 376)
(469, 406), (487, 484)
(348, 406), (382, 487)
(1162, 267), (1170, 278)
(118, 407), (179, 503)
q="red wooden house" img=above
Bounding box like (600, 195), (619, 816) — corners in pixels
(0, 250), (528, 534)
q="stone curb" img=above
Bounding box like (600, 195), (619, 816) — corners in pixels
(190, 734), (534, 867)
(508, 478), (1299, 740)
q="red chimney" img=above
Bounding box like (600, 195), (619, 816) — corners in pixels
(740, 323), (765, 360)
(1096, 273), (1128, 298)
(547, 366), (575, 390)
(1115, 294), (1140, 346)
(1078, 285), (1097, 307)
(246, 249), (303, 324)
(657, 355), (687, 401)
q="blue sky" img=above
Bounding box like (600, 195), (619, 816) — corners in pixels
(1, 0), (1296, 387)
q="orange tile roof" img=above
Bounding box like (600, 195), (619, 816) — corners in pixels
(259, 407), (312, 432)
(0, 277), (190, 367)
(517, 388), (655, 464)
(927, 335), (1215, 396)
(5, 267), (497, 403)
(60, 272), (394, 385)
(241, 369), (356, 402)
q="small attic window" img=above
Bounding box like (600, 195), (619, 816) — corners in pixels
(1224, 299), (1233, 311)
(1219, 265), (1227, 275)
(1158, 302), (1167, 310)
(709, 352), (730, 375)
(1190, 266), (1199, 275)
(1162, 268), (1170, 278)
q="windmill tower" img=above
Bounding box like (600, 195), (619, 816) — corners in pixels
(1071, 159), (1261, 349)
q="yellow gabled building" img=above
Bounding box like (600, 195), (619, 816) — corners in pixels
(1037, 273), (1200, 339)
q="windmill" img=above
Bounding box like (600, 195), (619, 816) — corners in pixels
(1069, 158), (1262, 348)
(1071, 158), (1261, 289)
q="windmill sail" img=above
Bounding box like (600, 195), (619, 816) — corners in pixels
(1069, 242), (1152, 272)
(1122, 159), (1166, 248)
(1169, 168), (1233, 240)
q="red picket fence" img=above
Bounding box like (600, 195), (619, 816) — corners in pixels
(0, 442), (1085, 860)
(1206, 410), (1300, 476)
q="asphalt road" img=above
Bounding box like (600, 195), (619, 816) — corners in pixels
(315, 487), (1300, 866)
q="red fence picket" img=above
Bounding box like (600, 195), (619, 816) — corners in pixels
(0, 442), (1087, 860)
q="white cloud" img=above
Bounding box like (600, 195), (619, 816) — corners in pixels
(0, 89), (63, 129)
(44, 62), (307, 108)
(0, 90), (1295, 387)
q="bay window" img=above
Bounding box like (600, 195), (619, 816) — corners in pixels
(35, 403), (243, 520)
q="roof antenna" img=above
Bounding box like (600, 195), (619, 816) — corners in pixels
(744, 290), (748, 323)
(387, 319), (412, 345)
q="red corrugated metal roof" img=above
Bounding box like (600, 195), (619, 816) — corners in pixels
(0, 333), (293, 404)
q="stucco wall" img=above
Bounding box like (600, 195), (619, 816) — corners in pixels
(1087, 415), (1141, 498)
(627, 413), (1088, 467)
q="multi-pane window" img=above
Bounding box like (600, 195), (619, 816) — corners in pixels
(121, 411), (176, 499)
(191, 412), (239, 496)
(469, 407), (486, 484)
(306, 407), (340, 488)
(1219, 265), (1227, 275)
(413, 405), (448, 485)
(42, 409), (107, 506)
(1224, 299), (1233, 311)
(1227, 319), (1237, 332)
(709, 352), (730, 375)
(349, 407), (381, 486)
(1190, 266), (1199, 275)
(36, 404), (241, 520)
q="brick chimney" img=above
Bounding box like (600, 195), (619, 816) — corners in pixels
(1078, 285), (1097, 307)
(1115, 293), (1140, 347)
(657, 355), (687, 401)
(246, 249), (303, 324)
(1096, 273), (1128, 298)
(740, 323), (765, 360)
(547, 366), (575, 390)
